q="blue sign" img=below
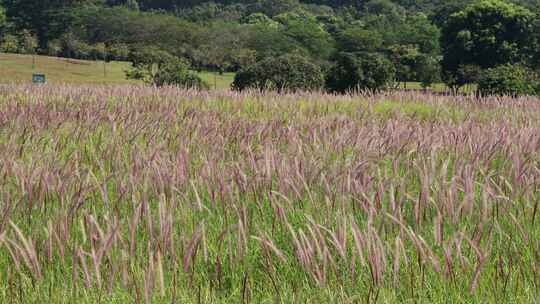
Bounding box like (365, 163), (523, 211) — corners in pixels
(32, 74), (46, 84)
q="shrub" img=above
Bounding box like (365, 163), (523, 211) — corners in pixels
(477, 64), (538, 97)
(0, 34), (19, 53)
(91, 43), (107, 61)
(108, 43), (130, 61)
(325, 52), (395, 93)
(47, 40), (62, 57)
(19, 30), (37, 54)
(126, 47), (208, 89)
(232, 54), (324, 92)
(154, 58), (209, 89)
(60, 33), (92, 59)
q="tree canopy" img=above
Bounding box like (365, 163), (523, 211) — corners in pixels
(440, 0), (538, 89)
(1, 0), (540, 95)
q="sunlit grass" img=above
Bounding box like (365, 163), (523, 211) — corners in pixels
(0, 85), (538, 303)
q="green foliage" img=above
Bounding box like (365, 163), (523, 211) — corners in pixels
(126, 47), (207, 89)
(19, 29), (37, 54)
(326, 52), (395, 93)
(2, 0), (540, 94)
(125, 0), (139, 11)
(194, 22), (253, 72)
(0, 29), (37, 54)
(91, 42), (107, 60)
(0, 33), (19, 52)
(441, 0), (537, 89)
(397, 12), (440, 55)
(244, 24), (305, 60)
(153, 57), (209, 89)
(477, 64), (538, 97)
(241, 12), (279, 28)
(46, 39), (62, 56)
(0, 5), (7, 30)
(175, 2), (246, 23)
(255, 0), (300, 17)
(277, 11), (335, 59)
(65, 6), (201, 58)
(388, 44), (420, 84)
(107, 43), (129, 61)
(232, 54), (324, 92)
(58, 32), (93, 59)
(416, 54), (441, 89)
(335, 25), (382, 52)
(442, 63), (482, 92)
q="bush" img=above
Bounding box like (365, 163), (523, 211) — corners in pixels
(91, 43), (107, 61)
(126, 47), (208, 89)
(232, 54), (324, 92)
(326, 52), (395, 93)
(477, 64), (538, 97)
(19, 30), (37, 54)
(154, 58), (209, 89)
(108, 43), (130, 61)
(0, 34), (19, 53)
(47, 40), (62, 57)
(60, 33), (92, 59)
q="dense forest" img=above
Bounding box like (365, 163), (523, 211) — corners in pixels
(1, 0), (540, 93)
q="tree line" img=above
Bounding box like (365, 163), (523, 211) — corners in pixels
(1, 0), (540, 95)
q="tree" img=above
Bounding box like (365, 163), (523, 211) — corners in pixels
(3, 0), (87, 48)
(388, 44), (420, 87)
(196, 23), (251, 73)
(241, 12), (279, 28)
(232, 54), (324, 92)
(397, 13), (439, 55)
(335, 25), (382, 52)
(0, 5), (7, 32)
(59, 32), (92, 59)
(244, 24), (304, 60)
(277, 11), (335, 59)
(442, 64), (482, 93)
(477, 64), (538, 97)
(255, 0), (300, 17)
(430, 0), (472, 28)
(440, 0), (537, 90)
(416, 54), (441, 89)
(326, 52), (395, 93)
(126, 47), (207, 89)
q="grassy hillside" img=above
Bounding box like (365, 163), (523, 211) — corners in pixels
(0, 53), (235, 88)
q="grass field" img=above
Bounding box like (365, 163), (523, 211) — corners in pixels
(0, 53), (235, 88)
(0, 84), (538, 303)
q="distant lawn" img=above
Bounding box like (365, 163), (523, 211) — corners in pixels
(396, 81), (477, 94)
(0, 53), (235, 89)
(0, 52), (136, 84)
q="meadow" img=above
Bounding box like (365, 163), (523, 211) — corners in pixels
(0, 53), (235, 89)
(0, 84), (538, 303)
